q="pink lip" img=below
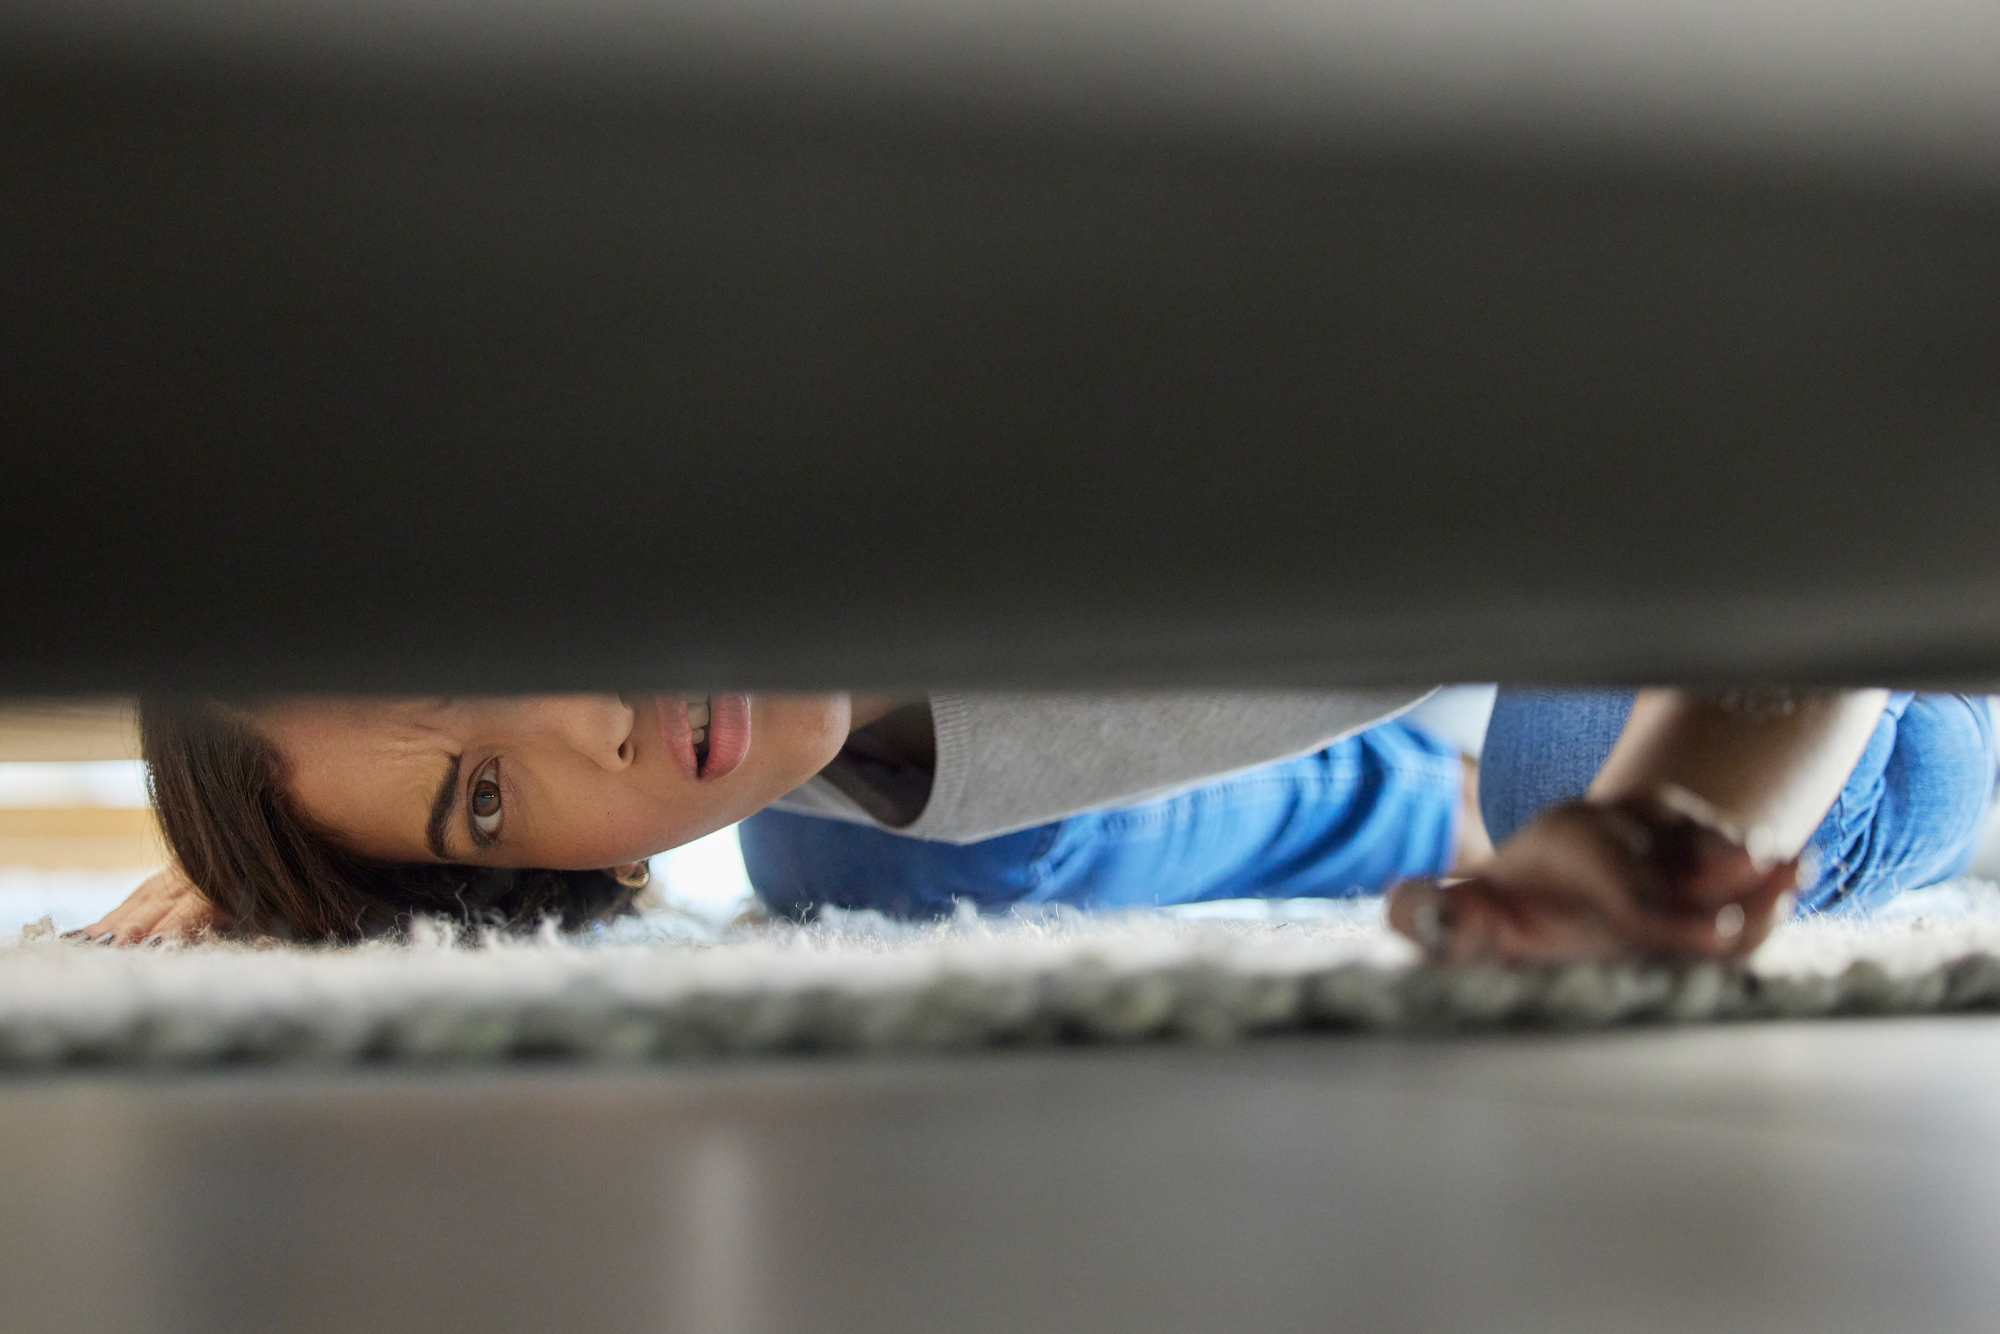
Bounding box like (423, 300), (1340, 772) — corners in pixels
(701, 693), (752, 781)
(654, 692), (752, 782)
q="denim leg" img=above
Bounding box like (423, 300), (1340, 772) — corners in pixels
(1478, 688), (1998, 913)
(739, 720), (1465, 920)
(1479, 688), (1637, 844)
(1805, 694), (1996, 913)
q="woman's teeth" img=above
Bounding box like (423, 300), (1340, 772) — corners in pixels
(688, 695), (710, 761)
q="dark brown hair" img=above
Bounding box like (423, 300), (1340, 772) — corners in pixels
(140, 697), (643, 941)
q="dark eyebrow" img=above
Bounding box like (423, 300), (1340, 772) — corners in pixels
(426, 753), (461, 862)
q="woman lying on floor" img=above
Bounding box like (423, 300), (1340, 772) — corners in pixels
(82, 688), (1995, 962)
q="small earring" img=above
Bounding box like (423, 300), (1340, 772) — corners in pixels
(612, 861), (652, 890)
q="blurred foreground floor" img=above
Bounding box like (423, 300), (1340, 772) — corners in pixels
(5, 1019), (1999, 1334)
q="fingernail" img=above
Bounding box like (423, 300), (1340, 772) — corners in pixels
(94, 931), (116, 945)
(1411, 888), (1456, 953)
(60, 930), (90, 941)
(1774, 890), (1797, 922)
(1714, 903), (1746, 940)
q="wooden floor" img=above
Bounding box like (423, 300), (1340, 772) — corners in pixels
(0, 809), (163, 870)
(5, 1018), (1999, 1334)
(0, 701), (140, 762)
(0, 701), (163, 868)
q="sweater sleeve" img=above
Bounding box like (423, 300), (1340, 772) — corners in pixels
(768, 688), (1434, 843)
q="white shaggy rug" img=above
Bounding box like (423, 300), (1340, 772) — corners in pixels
(8, 883), (2000, 1068)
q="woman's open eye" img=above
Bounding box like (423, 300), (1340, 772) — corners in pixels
(469, 759), (504, 838)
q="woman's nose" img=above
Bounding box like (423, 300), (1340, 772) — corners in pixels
(521, 695), (637, 770)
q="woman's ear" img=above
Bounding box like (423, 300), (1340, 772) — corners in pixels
(609, 860), (660, 913)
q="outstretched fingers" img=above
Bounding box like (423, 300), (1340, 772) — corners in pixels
(1387, 843), (1799, 965)
(1390, 878), (1630, 964)
(64, 863), (218, 946)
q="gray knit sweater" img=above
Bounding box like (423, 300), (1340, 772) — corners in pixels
(770, 690), (1433, 844)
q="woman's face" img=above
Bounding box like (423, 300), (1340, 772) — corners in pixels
(252, 693), (851, 870)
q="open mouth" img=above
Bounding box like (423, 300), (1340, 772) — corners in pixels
(687, 694), (711, 766)
(669, 692), (751, 781)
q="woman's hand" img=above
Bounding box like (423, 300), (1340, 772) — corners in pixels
(65, 863), (220, 945)
(1387, 797), (1798, 964)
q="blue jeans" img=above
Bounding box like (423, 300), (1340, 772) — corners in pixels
(741, 720), (1465, 920)
(1480, 690), (1997, 914)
